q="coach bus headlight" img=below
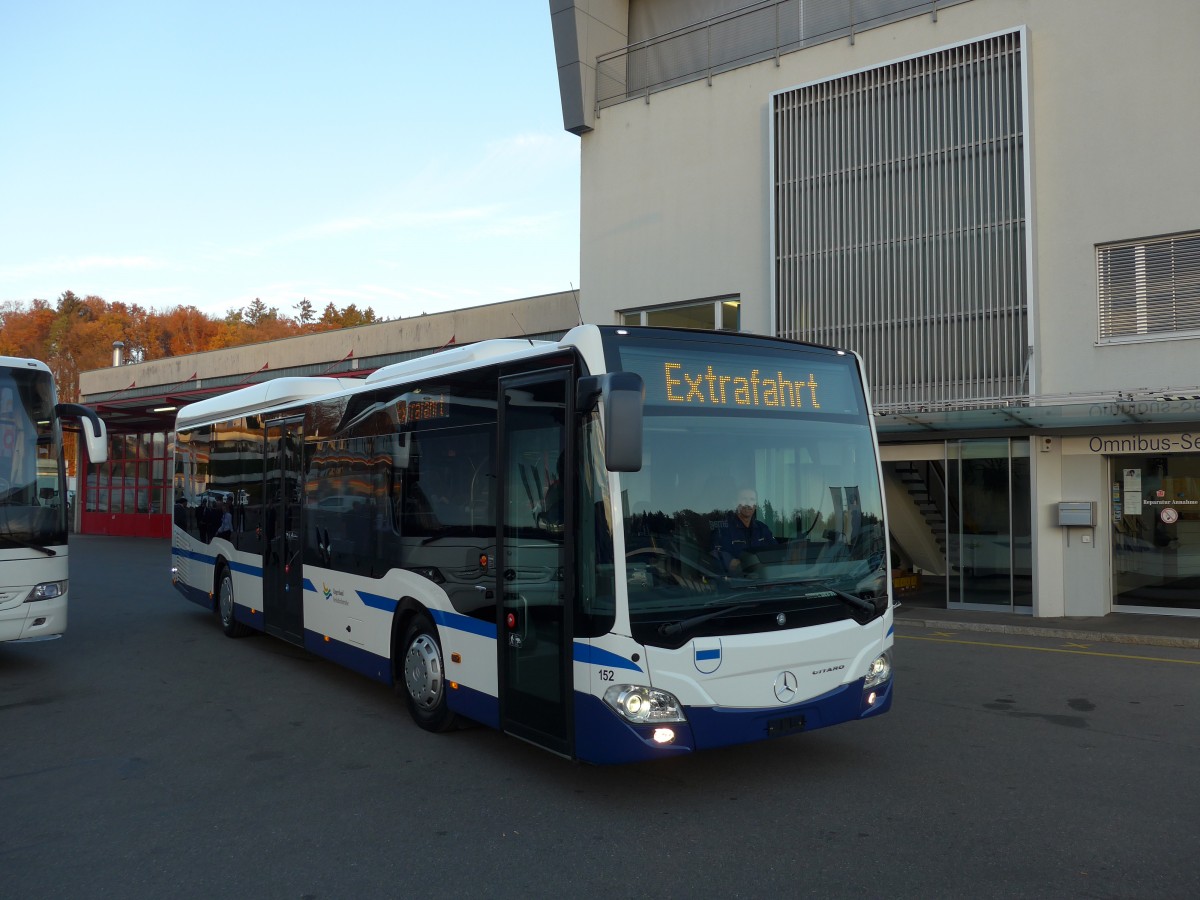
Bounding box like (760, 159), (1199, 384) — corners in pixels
(603, 685), (686, 724)
(864, 650), (892, 689)
(27, 580), (67, 602)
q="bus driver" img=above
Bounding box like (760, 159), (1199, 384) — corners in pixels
(711, 487), (776, 574)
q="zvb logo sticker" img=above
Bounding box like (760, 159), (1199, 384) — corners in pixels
(694, 639), (722, 674)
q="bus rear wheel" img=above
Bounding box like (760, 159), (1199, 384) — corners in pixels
(400, 614), (457, 732)
(217, 565), (250, 638)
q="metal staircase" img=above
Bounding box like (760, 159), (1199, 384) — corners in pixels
(892, 461), (948, 555)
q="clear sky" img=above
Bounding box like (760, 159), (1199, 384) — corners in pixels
(0, 1), (580, 321)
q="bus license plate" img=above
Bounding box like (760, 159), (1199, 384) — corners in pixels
(767, 714), (806, 737)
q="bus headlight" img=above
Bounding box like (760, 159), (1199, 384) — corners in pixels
(603, 685), (687, 724)
(864, 650), (892, 688)
(27, 580), (67, 602)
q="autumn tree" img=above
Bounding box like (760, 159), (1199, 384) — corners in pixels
(0, 298), (56, 357)
(43, 293), (125, 401)
(0, 294), (384, 401)
(295, 297), (315, 330)
(160, 305), (222, 355)
(342, 304), (378, 327)
(244, 297), (269, 326)
(320, 302), (378, 328)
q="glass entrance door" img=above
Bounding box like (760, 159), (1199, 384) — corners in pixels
(884, 439), (1031, 611)
(497, 370), (573, 756)
(947, 439), (1032, 611)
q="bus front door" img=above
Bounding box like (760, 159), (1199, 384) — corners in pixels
(498, 370), (573, 757)
(263, 418), (305, 645)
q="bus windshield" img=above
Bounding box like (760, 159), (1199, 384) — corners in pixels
(0, 367), (67, 548)
(613, 335), (886, 645)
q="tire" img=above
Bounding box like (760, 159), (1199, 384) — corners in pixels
(399, 613), (458, 732)
(217, 565), (250, 638)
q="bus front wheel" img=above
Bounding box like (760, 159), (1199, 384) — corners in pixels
(400, 614), (457, 733)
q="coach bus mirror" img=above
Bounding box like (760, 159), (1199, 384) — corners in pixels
(602, 372), (644, 473)
(55, 403), (109, 465)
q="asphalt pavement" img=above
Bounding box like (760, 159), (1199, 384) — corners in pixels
(895, 599), (1200, 648)
(61, 532), (1200, 648)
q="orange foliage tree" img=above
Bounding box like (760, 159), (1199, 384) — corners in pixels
(0, 292), (375, 402)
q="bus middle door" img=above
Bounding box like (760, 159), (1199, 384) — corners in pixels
(263, 417), (305, 645)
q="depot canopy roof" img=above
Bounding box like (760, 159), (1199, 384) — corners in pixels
(875, 396), (1200, 440)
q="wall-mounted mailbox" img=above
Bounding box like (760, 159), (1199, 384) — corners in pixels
(1058, 501), (1096, 527)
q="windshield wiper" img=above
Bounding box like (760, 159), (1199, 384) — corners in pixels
(740, 576), (877, 616)
(797, 582), (875, 615)
(0, 537), (57, 556)
(658, 601), (760, 638)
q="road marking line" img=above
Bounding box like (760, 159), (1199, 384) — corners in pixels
(897, 633), (1200, 665)
(1062, 642), (1092, 649)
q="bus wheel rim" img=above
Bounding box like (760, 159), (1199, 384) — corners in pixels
(405, 634), (443, 709)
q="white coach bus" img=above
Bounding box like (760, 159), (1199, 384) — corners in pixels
(170, 325), (893, 763)
(1, 356), (107, 642)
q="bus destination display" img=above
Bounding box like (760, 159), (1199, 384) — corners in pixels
(620, 345), (864, 416)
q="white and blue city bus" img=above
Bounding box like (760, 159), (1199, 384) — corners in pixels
(170, 326), (893, 763)
(1, 356), (108, 643)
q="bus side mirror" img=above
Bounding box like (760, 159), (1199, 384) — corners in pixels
(578, 373), (643, 473)
(55, 402), (109, 465)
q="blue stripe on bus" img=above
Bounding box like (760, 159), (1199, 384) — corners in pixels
(573, 642), (643, 673)
(173, 551), (641, 675)
(695, 648), (721, 661)
(170, 546), (261, 578)
(357, 590), (399, 613)
(431, 608), (497, 639)
(172, 546), (213, 564)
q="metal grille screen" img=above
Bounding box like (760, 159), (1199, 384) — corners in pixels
(773, 32), (1028, 411)
(1097, 232), (1200, 341)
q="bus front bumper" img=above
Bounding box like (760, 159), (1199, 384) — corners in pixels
(0, 592), (68, 642)
(573, 676), (893, 765)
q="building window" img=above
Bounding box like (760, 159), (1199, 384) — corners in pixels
(85, 430), (171, 515)
(620, 297), (740, 331)
(1098, 231), (1200, 343)
(773, 31), (1028, 411)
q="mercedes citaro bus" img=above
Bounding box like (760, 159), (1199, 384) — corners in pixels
(170, 326), (893, 763)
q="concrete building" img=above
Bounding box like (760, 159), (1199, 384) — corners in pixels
(78, 292), (579, 537)
(551, 0), (1200, 617)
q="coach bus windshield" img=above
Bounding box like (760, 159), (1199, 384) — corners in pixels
(0, 367), (67, 548)
(612, 334), (886, 647)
